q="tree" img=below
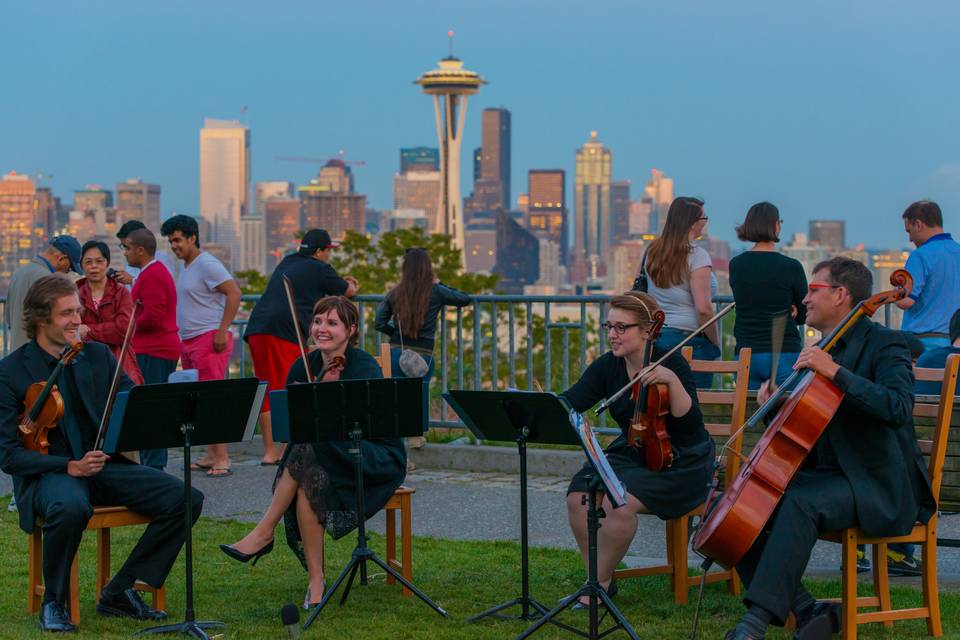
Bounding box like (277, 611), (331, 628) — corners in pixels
(235, 269), (269, 312)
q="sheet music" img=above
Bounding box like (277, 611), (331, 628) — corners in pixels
(568, 409), (627, 508)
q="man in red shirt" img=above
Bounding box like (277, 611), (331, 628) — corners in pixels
(124, 228), (181, 470)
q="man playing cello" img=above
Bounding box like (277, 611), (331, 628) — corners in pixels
(0, 275), (204, 632)
(724, 257), (936, 639)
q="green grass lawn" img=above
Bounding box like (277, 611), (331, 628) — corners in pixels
(0, 497), (955, 639)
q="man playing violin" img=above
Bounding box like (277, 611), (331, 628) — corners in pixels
(0, 275), (205, 632)
(726, 257), (936, 640)
(563, 291), (713, 608)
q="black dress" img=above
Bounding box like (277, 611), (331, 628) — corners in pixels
(276, 347), (407, 568)
(564, 348), (714, 520)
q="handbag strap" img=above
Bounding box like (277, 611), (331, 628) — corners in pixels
(394, 314), (405, 351)
(638, 250), (647, 278)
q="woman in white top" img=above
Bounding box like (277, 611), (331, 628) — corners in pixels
(641, 196), (719, 388)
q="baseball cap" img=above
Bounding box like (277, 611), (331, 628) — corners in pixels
(49, 236), (82, 274)
(298, 229), (340, 255)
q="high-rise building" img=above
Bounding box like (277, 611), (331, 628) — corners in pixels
(240, 214), (265, 273)
(385, 209), (429, 232)
(535, 237), (564, 291)
(809, 220), (845, 249)
(416, 52), (486, 262)
(254, 181), (294, 214)
(298, 160), (366, 239)
(74, 186), (113, 213)
(199, 117), (250, 271)
(34, 187), (58, 237)
(400, 147), (440, 173)
(643, 169), (673, 235)
(264, 198), (300, 274)
(494, 210), (538, 293)
(628, 198), (652, 237)
(573, 131), (612, 272)
(0, 171), (42, 293)
(393, 171), (441, 232)
(116, 179), (161, 230)
(527, 169), (568, 265)
(464, 210), (497, 273)
(71, 186), (117, 243)
(611, 180), (631, 244)
(465, 107), (511, 219)
(609, 240), (646, 294)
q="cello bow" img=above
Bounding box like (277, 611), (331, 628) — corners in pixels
(281, 274), (315, 383)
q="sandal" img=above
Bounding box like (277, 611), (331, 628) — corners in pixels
(207, 467), (233, 477)
(189, 461), (213, 471)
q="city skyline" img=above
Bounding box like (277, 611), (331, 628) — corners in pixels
(3, 2), (959, 250)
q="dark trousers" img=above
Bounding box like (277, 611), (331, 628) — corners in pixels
(735, 468), (857, 624)
(136, 353), (179, 469)
(33, 462), (203, 605)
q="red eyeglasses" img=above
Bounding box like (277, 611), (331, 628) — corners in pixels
(807, 283), (840, 294)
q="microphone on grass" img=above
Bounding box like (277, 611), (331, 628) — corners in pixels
(281, 603), (301, 639)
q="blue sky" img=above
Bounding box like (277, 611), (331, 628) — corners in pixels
(2, 1), (958, 249)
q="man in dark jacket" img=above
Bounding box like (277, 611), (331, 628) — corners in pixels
(0, 276), (203, 632)
(725, 257), (936, 640)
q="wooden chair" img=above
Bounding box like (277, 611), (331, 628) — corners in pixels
(612, 347), (751, 604)
(818, 353), (960, 639)
(28, 506), (166, 625)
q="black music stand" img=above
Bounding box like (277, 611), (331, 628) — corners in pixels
(514, 407), (640, 640)
(273, 377), (448, 630)
(443, 390), (581, 624)
(102, 378), (266, 639)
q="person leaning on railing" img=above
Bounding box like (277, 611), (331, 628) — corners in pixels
(729, 202), (807, 390)
(639, 196), (719, 388)
(374, 247), (471, 435)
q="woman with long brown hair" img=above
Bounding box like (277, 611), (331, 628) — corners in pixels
(639, 197), (719, 388)
(375, 248), (470, 430)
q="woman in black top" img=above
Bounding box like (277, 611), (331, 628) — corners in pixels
(375, 248), (470, 430)
(564, 291), (712, 606)
(221, 296), (405, 608)
(729, 203), (808, 389)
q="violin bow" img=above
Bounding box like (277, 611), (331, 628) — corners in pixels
(595, 302), (735, 416)
(95, 299), (141, 451)
(282, 274), (314, 383)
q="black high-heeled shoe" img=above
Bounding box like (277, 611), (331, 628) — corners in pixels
(219, 539), (274, 566)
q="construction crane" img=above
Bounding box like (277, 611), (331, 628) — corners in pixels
(274, 149), (366, 167)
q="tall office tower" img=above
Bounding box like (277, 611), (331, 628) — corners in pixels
(71, 186), (117, 242)
(611, 180), (631, 244)
(239, 215), (265, 273)
(472, 147), (482, 182)
(464, 210), (497, 273)
(400, 147), (440, 173)
(34, 187), (58, 237)
(809, 219), (845, 249)
(74, 186), (113, 213)
(573, 131), (613, 271)
(416, 50), (486, 261)
(199, 117), (250, 271)
(527, 169), (568, 265)
(643, 169), (673, 234)
(298, 160), (366, 238)
(254, 181), (294, 214)
(0, 171), (40, 293)
(629, 198), (651, 236)
(385, 209), (429, 232)
(264, 198), (300, 274)
(609, 239), (647, 294)
(393, 170), (441, 231)
(116, 179), (161, 230)
(493, 210), (538, 293)
(465, 107), (511, 219)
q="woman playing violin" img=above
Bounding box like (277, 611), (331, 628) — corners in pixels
(563, 291), (713, 607)
(723, 258), (935, 640)
(220, 296), (406, 609)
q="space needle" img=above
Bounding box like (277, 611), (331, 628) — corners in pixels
(415, 32), (486, 262)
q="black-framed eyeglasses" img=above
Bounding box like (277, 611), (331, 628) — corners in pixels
(601, 322), (641, 335)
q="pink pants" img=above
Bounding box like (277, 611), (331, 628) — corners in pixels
(180, 330), (233, 381)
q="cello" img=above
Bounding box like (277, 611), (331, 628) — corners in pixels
(626, 308), (674, 471)
(18, 342), (84, 454)
(692, 269), (913, 569)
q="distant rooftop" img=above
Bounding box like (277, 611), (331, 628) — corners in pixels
(203, 118), (247, 130)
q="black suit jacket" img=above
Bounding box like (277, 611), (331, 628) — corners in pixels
(826, 317), (936, 536)
(0, 340), (133, 533)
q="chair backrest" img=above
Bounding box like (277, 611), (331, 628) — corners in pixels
(374, 343), (392, 378)
(681, 346), (751, 484)
(914, 353), (960, 500)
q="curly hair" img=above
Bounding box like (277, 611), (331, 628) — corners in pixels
(311, 295), (360, 346)
(23, 275), (78, 340)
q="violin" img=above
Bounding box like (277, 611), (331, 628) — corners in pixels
(627, 309), (673, 471)
(692, 269), (913, 569)
(18, 342), (84, 454)
(318, 355), (346, 381)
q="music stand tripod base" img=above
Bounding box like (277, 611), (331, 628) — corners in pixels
(303, 428), (447, 629)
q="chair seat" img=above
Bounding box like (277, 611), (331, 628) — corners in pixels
(821, 522), (926, 546)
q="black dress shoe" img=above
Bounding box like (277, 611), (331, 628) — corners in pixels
(39, 601), (76, 633)
(96, 588), (168, 621)
(723, 628), (764, 640)
(793, 602), (839, 640)
(219, 539), (274, 566)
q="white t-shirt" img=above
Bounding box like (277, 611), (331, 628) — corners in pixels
(176, 251), (233, 340)
(645, 245), (719, 331)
